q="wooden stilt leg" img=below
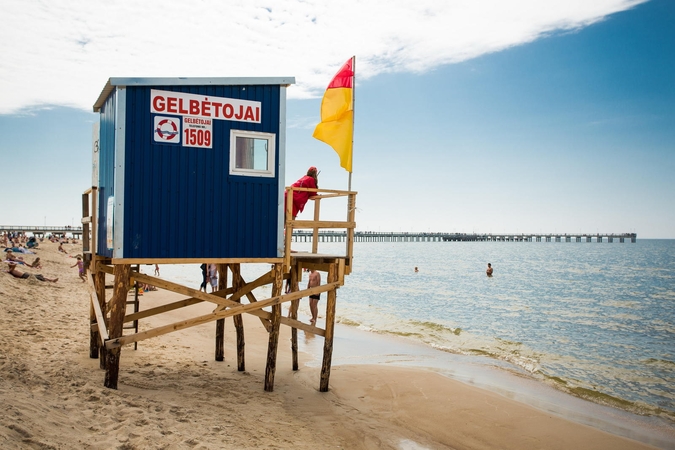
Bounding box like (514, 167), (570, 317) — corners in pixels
(230, 264), (245, 371)
(320, 262), (338, 392)
(289, 263), (300, 371)
(104, 264), (130, 389)
(264, 263), (283, 392)
(95, 270), (107, 370)
(215, 263), (228, 362)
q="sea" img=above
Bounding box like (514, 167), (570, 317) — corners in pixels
(153, 239), (675, 443)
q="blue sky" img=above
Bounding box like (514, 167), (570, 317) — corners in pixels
(0, 0), (673, 237)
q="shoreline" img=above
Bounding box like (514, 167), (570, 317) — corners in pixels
(1, 241), (673, 449)
(297, 320), (675, 449)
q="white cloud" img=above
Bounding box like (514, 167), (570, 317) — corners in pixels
(0, 0), (646, 114)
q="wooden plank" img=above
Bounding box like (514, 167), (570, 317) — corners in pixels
(312, 198), (321, 254)
(104, 264), (131, 389)
(264, 264), (283, 391)
(99, 265), (232, 307)
(230, 264), (246, 371)
(105, 282), (339, 349)
(292, 220), (356, 229)
(320, 263), (338, 392)
(86, 272), (109, 342)
(215, 264), (228, 362)
(94, 270), (107, 369)
(289, 187), (357, 195)
(289, 262), (300, 371)
(111, 257), (283, 265)
(101, 264), (314, 336)
(213, 270), (273, 332)
(122, 296), (215, 323)
(345, 193), (356, 276)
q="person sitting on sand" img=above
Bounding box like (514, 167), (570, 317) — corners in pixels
(4, 250), (29, 265)
(28, 257), (42, 269)
(58, 243), (67, 254)
(5, 262), (58, 283)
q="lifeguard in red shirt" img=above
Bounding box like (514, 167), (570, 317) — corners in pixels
(288, 166), (319, 219)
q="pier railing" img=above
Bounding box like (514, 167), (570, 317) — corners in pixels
(284, 187), (357, 274)
(292, 231), (637, 244)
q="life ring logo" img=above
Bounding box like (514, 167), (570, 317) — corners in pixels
(153, 116), (181, 144)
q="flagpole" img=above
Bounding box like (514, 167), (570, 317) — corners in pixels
(349, 55), (355, 192)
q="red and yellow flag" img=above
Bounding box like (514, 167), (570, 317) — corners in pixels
(313, 57), (354, 173)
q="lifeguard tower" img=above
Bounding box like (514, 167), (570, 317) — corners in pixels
(82, 77), (356, 391)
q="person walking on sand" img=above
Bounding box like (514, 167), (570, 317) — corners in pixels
(208, 263), (218, 293)
(5, 262), (58, 283)
(199, 263), (208, 292)
(307, 268), (321, 325)
(71, 256), (86, 282)
(486, 263), (493, 277)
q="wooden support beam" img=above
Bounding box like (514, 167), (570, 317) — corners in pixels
(99, 264), (237, 308)
(230, 264), (246, 371)
(289, 262), (300, 371)
(312, 198), (321, 254)
(264, 263), (283, 392)
(86, 271), (107, 361)
(104, 282), (339, 349)
(320, 262), (338, 392)
(104, 264), (131, 389)
(111, 257), (283, 265)
(291, 220), (356, 230)
(86, 271), (109, 344)
(215, 264), (228, 362)
(122, 296), (218, 323)
(94, 269), (107, 369)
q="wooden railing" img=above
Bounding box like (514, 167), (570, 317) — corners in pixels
(284, 187), (357, 274)
(81, 187), (98, 256)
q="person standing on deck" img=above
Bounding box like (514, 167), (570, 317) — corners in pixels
(307, 269), (321, 325)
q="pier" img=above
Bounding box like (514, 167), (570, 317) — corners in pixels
(292, 231), (637, 243)
(0, 225), (83, 239)
(2, 226), (636, 244)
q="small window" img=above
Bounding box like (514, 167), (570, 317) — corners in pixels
(229, 130), (276, 177)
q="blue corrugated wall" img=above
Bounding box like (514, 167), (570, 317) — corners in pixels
(120, 84), (281, 259)
(97, 90), (117, 258)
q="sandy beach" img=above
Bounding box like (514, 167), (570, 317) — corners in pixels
(1, 241), (671, 449)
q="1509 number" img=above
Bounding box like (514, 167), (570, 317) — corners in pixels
(183, 128), (212, 148)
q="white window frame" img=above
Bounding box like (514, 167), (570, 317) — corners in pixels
(229, 130), (276, 178)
